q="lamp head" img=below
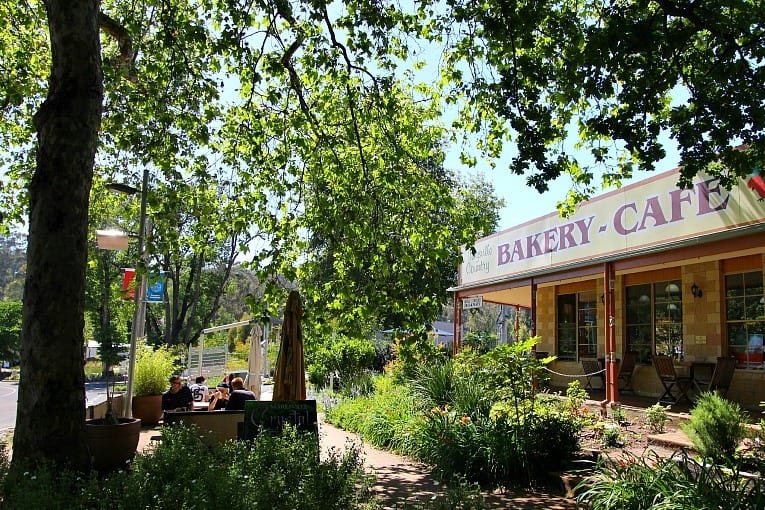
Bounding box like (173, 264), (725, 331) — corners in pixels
(106, 182), (140, 195)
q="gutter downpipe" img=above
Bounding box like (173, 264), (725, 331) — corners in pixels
(453, 296), (462, 356)
(600, 262), (620, 415)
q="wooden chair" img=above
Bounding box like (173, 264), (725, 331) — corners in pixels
(617, 351), (638, 393)
(653, 354), (692, 405)
(581, 359), (605, 390)
(693, 357), (736, 397)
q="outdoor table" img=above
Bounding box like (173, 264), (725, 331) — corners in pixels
(672, 360), (716, 393)
(689, 361), (716, 392)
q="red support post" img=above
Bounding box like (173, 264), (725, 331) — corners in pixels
(600, 263), (620, 414)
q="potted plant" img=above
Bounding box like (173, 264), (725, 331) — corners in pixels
(85, 350), (141, 471)
(131, 341), (175, 425)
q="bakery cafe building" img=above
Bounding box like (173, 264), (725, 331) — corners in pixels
(451, 167), (765, 409)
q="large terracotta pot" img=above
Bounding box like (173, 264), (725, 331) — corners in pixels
(85, 417), (141, 471)
(132, 394), (163, 425)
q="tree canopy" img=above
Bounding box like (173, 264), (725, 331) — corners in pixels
(422, 0), (765, 209)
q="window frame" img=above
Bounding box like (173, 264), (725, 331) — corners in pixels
(724, 270), (765, 369)
(625, 279), (683, 364)
(556, 291), (598, 361)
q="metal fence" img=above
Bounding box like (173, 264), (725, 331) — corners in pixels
(186, 345), (228, 381)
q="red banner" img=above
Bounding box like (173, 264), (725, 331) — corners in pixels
(122, 268), (136, 300)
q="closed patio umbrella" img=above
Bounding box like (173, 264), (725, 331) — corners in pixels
(247, 323), (263, 400)
(272, 290), (306, 401)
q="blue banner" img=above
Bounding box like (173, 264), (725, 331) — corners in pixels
(146, 272), (166, 303)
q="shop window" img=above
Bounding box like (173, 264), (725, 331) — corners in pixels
(556, 291), (597, 361)
(625, 280), (683, 364)
(725, 271), (765, 369)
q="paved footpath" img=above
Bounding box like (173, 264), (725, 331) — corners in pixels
(139, 417), (579, 509)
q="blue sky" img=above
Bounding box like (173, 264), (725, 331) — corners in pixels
(448, 142), (679, 232)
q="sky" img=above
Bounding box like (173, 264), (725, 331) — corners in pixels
(449, 142), (679, 233)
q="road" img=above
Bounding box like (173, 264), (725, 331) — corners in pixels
(0, 382), (18, 429)
(0, 380), (274, 431)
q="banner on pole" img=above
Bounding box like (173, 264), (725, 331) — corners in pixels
(146, 272), (166, 303)
(121, 268), (136, 300)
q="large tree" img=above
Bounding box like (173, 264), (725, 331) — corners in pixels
(13, 0), (102, 470)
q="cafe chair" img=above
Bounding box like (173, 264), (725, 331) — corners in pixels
(617, 351), (638, 394)
(653, 354), (692, 405)
(581, 359), (605, 390)
(693, 356), (736, 397)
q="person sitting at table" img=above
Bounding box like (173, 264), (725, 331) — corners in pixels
(161, 375), (193, 412)
(207, 385), (230, 410)
(189, 375), (209, 403)
(226, 377), (256, 410)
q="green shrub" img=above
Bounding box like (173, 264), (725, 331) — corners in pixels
(309, 335), (376, 392)
(564, 380), (588, 417)
(451, 369), (493, 420)
(645, 403), (671, 433)
(415, 401), (580, 489)
(0, 301), (22, 362)
(682, 392), (750, 466)
(577, 451), (765, 509)
(326, 375), (419, 453)
(410, 359), (457, 408)
(1, 425), (374, 509)
(387, 332), (449, 382)
(469, 337), (546, 403)
(307, 361), (330, 389)
(132, 341), (175, 396)
(598, 423), (623, 448)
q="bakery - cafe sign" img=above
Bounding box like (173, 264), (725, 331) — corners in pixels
(460, 169), (765, 285)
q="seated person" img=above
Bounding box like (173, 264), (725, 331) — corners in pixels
(208, 385), (229, 410)
(161, 375), (193, 412)
(226, 377), (256, 410)
(189, 375), (209, 403)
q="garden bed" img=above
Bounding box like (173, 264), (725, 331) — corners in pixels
(576, 402), (687, 462)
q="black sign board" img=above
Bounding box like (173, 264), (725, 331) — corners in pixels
(243, 400), (318, 439)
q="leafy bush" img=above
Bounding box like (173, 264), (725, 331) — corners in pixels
(386, 332), (449, 382)
(682, 392), (750, 466)
(1, 425), (375, 509)
(410, 359), (457, 408)
(308, 335), (376, 392)
(132, 341), (176, 396)
(645, 403), (671, 433)
(450, 369), (493, 420)
(326, 375), (419, 452)
(329, 338), (579, 490)
(577, 451), (765, 509)
(597, 423), (623, 448)
(415, 401), (581, 489)
(468, 338), (546, 403)
(564, 380), (589, 417)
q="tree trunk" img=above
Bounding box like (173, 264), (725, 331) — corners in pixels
(13, 0), (103, 471)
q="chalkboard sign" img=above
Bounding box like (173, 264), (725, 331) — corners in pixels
(243, 400), (318, 439)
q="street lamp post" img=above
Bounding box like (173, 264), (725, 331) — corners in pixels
(98, 169), (150, 418)
(122, 168), (149, 418)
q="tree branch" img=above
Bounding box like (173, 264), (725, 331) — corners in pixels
(98, 11), (137, 81)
